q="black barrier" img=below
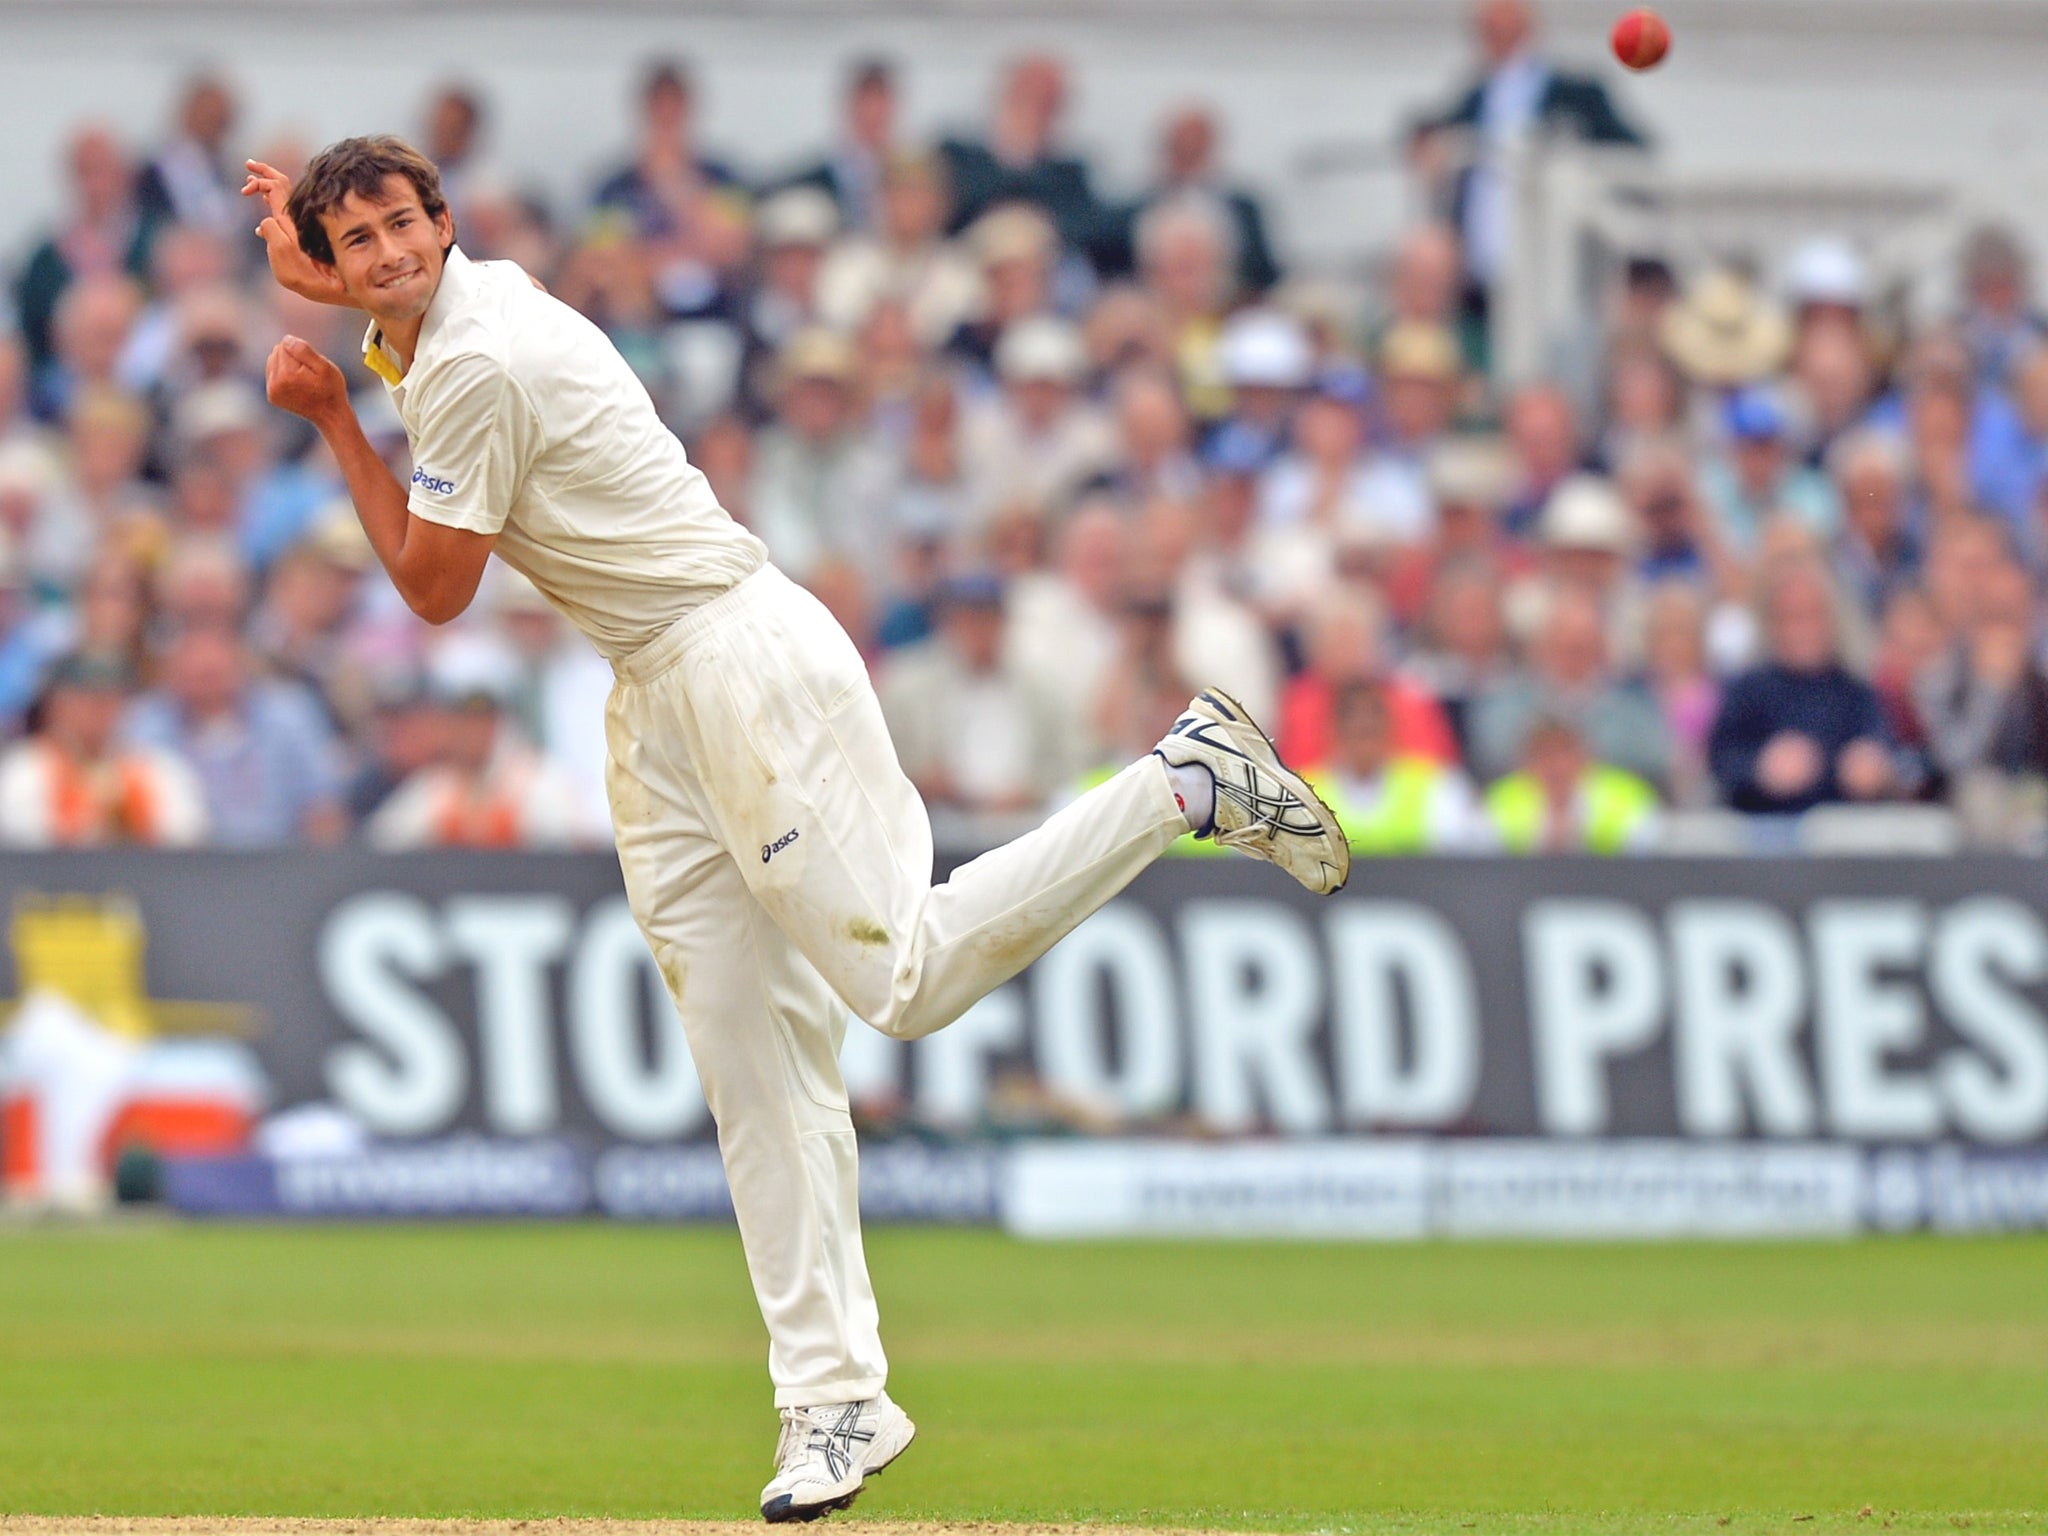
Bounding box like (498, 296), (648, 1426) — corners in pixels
(6, 852), (2048, 1165)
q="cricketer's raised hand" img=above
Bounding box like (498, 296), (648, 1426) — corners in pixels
(266, 336), (351, 429)
(243, 159), (353, 307)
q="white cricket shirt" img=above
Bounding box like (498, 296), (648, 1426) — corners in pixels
(364, 246), (765, 661)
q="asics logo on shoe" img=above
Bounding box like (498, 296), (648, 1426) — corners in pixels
(762, 827), (800, 863)
(807, 1403), (875, 1482)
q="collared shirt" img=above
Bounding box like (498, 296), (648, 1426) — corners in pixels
(1466, 50), (1552, 284)
(365, 247), (764, 661)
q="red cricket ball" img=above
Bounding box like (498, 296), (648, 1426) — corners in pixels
(1611, 8), (1672, 71)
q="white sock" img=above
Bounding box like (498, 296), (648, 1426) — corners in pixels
(1162, 759), (1215, 834)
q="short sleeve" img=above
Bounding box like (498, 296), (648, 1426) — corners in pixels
(403, 350), (539, 536)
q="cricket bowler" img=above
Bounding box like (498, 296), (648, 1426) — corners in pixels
(246, 135), (1349, 1521)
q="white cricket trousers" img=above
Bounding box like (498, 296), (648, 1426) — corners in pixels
(605, 564), (1187, 1407)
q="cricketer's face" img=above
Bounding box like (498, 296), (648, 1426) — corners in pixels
(317, 174), (455, 327)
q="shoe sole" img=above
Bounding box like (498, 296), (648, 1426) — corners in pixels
(760, 1420), (914, 1523)
(1192, 687), (1350, 894)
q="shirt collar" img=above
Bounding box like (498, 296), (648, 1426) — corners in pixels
(361, 243), (474, 388)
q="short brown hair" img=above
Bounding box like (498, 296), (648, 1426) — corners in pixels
(287, 135), (449, 266)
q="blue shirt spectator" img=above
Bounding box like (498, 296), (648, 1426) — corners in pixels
(124, 624), (346, 845)
(1710, 561), (1907, 815)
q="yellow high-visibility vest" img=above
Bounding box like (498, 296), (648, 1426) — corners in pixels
(1485, 766), (1658, 854)
(1311, 757), (1450, 856)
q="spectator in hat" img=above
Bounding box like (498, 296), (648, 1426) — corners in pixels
(123, 620), (345, 845)
(1783, 237), (1869, 345)
(1484, 713), (1659, 854)
(938, 54), (1106, 258)
(14, 126), (156, 383)
(1309, 676), (1489, 855)
(944, 203), (1059, 375)
(1113, 104), (1279, 298)
(1408, 0), (1646, 314)
(1700, 386), (1839, 551)
(1507, 473), (1648, 665)
(170, 379), (338, 572)
(1708, 557), (1904, 815)
(747, 328), (895, 588)
(876, 571), (1070, 813)
(1357, 323), (1462, 541)
(737, 186), (842, 410)
(817, 151), (981, 349)
(1957, 224), (2045, 391)
(1205, 308), (1312, 471)
(1659, 268), (1792, 391)
(134, 73), (242, 238)
(366, 639), (589, 850)
(0, 651), (206, 847)
(960, 315), (1118, 527)
(782, 58), (901, 235)
(1471, 581), (1667, 786)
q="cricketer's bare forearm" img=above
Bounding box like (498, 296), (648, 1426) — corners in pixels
(310, 401), (487, 625)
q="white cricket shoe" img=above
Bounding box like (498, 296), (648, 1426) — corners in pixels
(1155, 687), (1351, 895)
(759, 1391), (916, 1523)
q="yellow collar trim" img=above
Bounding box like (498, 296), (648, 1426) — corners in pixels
(361, 327), (404, 387)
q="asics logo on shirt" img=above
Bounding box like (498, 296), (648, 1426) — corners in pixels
(411, 467), (458, 495)
(762, 828), (799, 863)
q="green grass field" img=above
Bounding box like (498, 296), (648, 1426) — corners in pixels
(0, 1224), (2042, 1534)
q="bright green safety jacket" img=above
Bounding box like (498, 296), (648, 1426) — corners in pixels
(1484, 766), (1658, 854)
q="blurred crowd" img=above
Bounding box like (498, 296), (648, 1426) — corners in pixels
(6, 0), (2048, 855)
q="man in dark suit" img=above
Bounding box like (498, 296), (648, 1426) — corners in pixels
(1103, 105), (1280, 296)
(938, 54), (1107, 263)
(1412, 0), (1648, 315)
(780, 58), (899, 236)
